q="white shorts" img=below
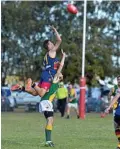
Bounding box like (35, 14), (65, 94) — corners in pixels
(68, 103), (78, 109)
(39, 100), (53, 113)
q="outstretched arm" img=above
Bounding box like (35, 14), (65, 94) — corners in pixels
(57, 49), (66, 74)
(50, 25), (62, 51)
(105, 94), (120, 113)
(53, 50), (66, 83)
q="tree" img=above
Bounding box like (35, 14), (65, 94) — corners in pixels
(1, 1), (120, 86)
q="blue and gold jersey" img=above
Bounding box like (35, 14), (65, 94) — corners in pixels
(112, 85), (120, 110)
(40, 53), (60, 83)
(114, 96), (120, 116)
(42, 53), (60, 75)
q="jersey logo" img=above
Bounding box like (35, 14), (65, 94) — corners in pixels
(54, 62), (59, 70)
(45, 65), (51, 69)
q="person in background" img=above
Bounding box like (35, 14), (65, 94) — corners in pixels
(56, 81), (68, 117)
(105, 93), (120, 149)
(95, 75), (114, 116)
(108, 75), (120, 113)
(105, 75), (120, 148)
(66, 84), (79, 119)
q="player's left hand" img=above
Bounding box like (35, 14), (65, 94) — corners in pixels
(61, 49), (66, 58)
(53, 73), (63, 83)
(49, 25), (56, 32)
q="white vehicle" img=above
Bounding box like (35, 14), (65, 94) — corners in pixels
(1, 86), (16, 111)
(12, 91), (41, 112)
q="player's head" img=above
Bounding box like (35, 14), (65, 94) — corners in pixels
(117, 75), (120, 86)
(43, 40), (54, 51)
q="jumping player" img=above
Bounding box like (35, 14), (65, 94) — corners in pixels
(12, 49), (66, 96)
(11, 25), (62, 97)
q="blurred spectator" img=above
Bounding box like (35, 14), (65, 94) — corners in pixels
(108, 75), (120, 114)
(108, 75), (120, 100)
(86, 87), (101, 113)
(56, 82), (68, 117)
(96, 75), (113, 95)
(66, 84), (79, 119)
(96, 75), (114, 113)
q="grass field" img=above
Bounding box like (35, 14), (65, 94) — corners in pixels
(1, 110), (117, 149)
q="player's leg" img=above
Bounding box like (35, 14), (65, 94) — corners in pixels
(32, 73), (51, 97)
(33, 72), (63, 97)
(44, 111), (54, 147)
(40, 100), (55, 147)
(57, 100), (61, 114)
(34, 85), (48, 97)
(74, 104), (79, 119)
(35, 72), (63, 97)
(58, 100), (63, 117)
(11, 79), (38, 96)
(61, 98), (66, 117)
(25, 78), (50, 97)
(66, 104), (71, 119)
(24, 78), (38, 96)
(11, 84), (22, 91)
(114, 115), (120, 149)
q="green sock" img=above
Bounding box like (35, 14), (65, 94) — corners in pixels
(45, 129), (51, 142)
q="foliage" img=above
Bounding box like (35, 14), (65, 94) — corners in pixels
(1, 1), (120, 85)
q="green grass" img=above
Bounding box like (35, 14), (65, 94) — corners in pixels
(1, 111), (117, 149)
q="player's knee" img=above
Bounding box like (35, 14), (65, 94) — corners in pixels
(47, 117), (53, 125)
(44, 111), (54, 119)
(38, 89), (46, 97)
(26, 90), (37, 96)
(32, 92), (38, 96)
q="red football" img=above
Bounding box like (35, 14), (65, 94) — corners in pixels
(67, 4), (78, 14)
(100, 113), (105, 118)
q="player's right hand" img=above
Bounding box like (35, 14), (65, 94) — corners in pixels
(104, 108), (110, 114)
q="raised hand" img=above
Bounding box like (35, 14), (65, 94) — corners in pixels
(49, 25), (57, 32)
(53, 73), (63, 83)
(61, 49), (66, 58)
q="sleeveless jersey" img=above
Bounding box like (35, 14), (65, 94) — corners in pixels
(112, 85), (120, 109)
(69, 88), (77, 104)
(114, 95), (120, 116)
(42, 53), (60, 79)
